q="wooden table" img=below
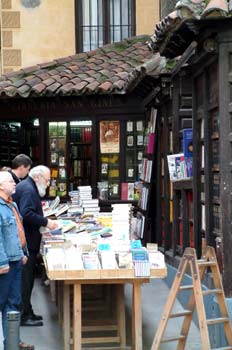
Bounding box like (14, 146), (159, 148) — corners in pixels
(46, 267), (167, 350)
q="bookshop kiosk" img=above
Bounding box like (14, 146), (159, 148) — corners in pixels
(45, 260), (167, 350)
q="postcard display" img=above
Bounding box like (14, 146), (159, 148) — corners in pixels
(48, 121), (92, 197)
(98, 120), (145, 201)
(49, 122), (68, 197)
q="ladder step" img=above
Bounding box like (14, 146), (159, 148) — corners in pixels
(207, 317), (230, 326)
(202, 288), (223, 296)
(212, 347), (232, 350)
(161, 335), (186, 343)
(197, 260), (217, 267)
(169, 310), (192, 318)
(179, 285), (193, 291)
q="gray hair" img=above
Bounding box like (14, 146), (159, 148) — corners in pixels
(29, 165), (50, 179)
(0, 171), (12, 185)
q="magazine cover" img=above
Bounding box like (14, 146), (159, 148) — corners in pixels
(100, 121), (120, 153)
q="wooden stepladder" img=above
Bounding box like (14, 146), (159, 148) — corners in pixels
(151, 246), (232, 350)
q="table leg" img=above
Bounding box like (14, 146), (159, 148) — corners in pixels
(116, 284), (126, 347)
(63, 284), (70, 350)
(131, 282), (142, 350)
(73, 283), (82, 350)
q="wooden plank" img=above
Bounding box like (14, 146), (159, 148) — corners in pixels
(131, 281), (142, 350)
(116, 285), (126, 348)
(63, 284), (71, 350)
(46, 267), (167, 281)
(82, 336), (120, 344)
(73, 283), (82, 350)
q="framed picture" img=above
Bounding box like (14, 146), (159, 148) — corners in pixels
(59, 167), (66, 179)
(127, 121), (133, 132)
(101, 163), (108, 174)
(128, 168), (134, 178)
(50, 138), (57, 150)
(59, 156), (65, 166)
(51, 152), (58, 164)
(137, 135), (143, 146)
(100, 121), (120, 153)
(127, 135), (134, 147)
(136, 121), (143, 131)
(137, 151), (143, 161)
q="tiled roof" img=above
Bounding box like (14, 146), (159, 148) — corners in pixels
(149, 0), (229, 55)
(0, 35), (168, 98)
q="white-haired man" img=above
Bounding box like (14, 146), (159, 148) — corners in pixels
(13, 165), (58, 327)
(0, 171), (34, 350)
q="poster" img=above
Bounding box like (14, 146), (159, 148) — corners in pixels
(100, 121), (120, 153)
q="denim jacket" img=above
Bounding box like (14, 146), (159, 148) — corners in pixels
(0, 197), (24, 268)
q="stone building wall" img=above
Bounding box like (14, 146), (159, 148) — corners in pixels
(0, 1), (160, 74)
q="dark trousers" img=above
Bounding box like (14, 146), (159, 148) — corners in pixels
(21, 252), (37, 319)
(0, 260), (22, 350)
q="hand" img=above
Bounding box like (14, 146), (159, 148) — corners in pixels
(47, 219), (59, 230)
(0, 266), (9, 274)
(22, 256), (28, 265)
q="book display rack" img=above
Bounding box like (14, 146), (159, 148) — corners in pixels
(132, 107), (158, 242)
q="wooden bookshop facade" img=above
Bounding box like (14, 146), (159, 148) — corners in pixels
(150, 11), (232, 294)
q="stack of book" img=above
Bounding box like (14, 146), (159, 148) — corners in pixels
(131, 246), (150, 277)
(78, 186), (92, 202)
(82, 198), (100, 216)
(140, 159), (153, 183)
(111, 203), (131, 240)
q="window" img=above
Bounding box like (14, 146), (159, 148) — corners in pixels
(75, 0), (136, 52)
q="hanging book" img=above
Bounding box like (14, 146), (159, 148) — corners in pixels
(183, 128), (193, 157)
(150, 107), (157, 133)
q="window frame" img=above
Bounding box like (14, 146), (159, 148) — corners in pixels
(75, 0), (136, 53)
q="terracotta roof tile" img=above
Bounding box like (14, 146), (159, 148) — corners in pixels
(83, 77), (95, 84)
(112, 80), (126, 90)
(70, 77), (81, 84)
(43, 78), (56, 86)
(99, 81), (113, 92)
(32, 83), (46, 94)
(27, 77), (41, 87)
(17, 84), (31, 96)
(56, 77), (69, 85)
(86, 81), (100, 92)
(0, 80), (11, 88)
(0, 35), (170, 98)
(46, 82), (61, 93)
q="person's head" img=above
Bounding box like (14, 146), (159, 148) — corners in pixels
(0, 171), (16, 199)
(29, 165), (51, 198)
(12, 154), (32, 179)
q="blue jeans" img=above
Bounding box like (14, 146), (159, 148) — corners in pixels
(0, 260), (22, 350)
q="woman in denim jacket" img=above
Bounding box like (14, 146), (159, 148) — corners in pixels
(0, 171), (34, 350)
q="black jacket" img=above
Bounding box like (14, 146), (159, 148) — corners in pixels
(13, 176), (48, 254)
(8, 170), (20, 184)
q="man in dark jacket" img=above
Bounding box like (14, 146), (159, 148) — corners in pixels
(13, 165), (58, 326)
(8, 154), (32, 184)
